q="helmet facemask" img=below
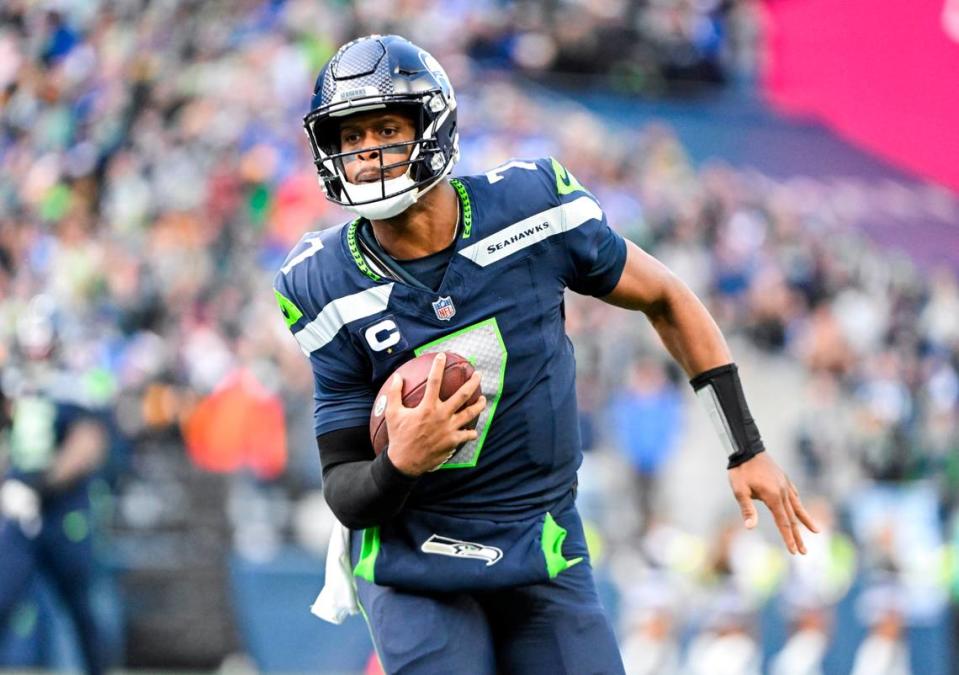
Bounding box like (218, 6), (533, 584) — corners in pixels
(305, 92), (458, 220)
(304, 36), (460, 220)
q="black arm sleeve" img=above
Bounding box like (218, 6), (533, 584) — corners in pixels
(317, 426), (419, 529)
(689, 363), (766, 469)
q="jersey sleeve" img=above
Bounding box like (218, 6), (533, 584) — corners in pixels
(545, 157), (628, 297)
(273, 251), (374, 438)
(307, 349), (375, 438)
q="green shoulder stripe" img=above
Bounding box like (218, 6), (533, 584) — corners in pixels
(550, 156), (587, 196)
(274, 288), (303, 329)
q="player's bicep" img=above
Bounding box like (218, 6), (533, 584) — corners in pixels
(600, 239), (678, 313)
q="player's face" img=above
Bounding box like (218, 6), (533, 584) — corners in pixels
(338, 110), (417, 185)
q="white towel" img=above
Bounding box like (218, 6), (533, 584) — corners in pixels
(310, 520), (359, 624)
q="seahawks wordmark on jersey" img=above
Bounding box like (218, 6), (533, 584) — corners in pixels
(274, 157), (627, 520)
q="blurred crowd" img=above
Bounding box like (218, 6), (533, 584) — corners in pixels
(0, 0), (957, 673)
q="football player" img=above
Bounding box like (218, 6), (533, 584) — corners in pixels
(0, 296), (111, 674)
(274, 34), (818, 674)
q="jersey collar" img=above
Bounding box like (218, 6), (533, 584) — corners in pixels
(343, 177), (473, 287)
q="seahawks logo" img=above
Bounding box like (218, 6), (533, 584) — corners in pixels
(420, 534), (503, 566)
(419, 51), (452, 97)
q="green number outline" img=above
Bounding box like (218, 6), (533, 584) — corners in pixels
(413, 317), (507, 469)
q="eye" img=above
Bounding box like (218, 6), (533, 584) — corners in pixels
(381, 127), (398, 137)
(341, 131), (361, 146)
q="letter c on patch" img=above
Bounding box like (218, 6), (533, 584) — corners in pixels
(365, 319), (401, 352)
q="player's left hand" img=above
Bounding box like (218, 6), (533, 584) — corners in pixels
(727, 452), (819, 555)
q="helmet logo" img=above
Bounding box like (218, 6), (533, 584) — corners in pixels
(419, 51), (451, 91)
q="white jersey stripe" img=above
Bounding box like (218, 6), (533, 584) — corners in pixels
(280, 235), (325, 275)
(458, 196), (602, 267)
(294, 283), (394, 355)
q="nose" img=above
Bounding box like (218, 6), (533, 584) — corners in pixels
(354, 132), (381, 162)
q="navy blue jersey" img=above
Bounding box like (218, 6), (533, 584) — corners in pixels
(4, 379), (104, 489)
(274, 158), (627, 519)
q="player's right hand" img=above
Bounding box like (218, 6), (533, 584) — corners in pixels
(0, 479), (43, 538)
(385, 352), (485, 477)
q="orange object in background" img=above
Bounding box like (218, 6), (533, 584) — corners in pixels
(183, 368), (287, 479)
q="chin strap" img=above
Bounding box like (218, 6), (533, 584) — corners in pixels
(341, 154), (456, 220)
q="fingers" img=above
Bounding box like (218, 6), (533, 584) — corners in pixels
(444, 371), (482, 413)
(733, 487), (758, 530)
(789, 482), (820, 534)
(422, 352), (447, 403)
(452, 394), (487, 428)
(453, 427), (479, 446)
(386, 372), (404, 409)
(782, 489), (806, 555)
(768, 490), (798, 555)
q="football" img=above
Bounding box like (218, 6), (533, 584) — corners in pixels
(369, 351), (479, 456)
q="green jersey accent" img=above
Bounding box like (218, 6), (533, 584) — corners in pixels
(541, 512), (583, 578)
(274, 288), (303, 328)
(353, 526), (381, 582)
(550, 156), (587, 196)
(10, 602), (38, 639)
(10, 397), (57, 472)
(346, 219), (383, 282)
(414, 317), (507, 469)
(450, 178), (473, 239)
(63, 510), (90, 543)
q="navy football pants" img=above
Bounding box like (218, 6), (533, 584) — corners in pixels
(352, 503), (625, 675)
(0, 489), (104, 675)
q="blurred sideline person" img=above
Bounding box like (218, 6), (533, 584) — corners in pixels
(771, 500), (856, 675)
(607, 357), (684, 534)
(850, 595), (911, 675)
(0, 296), (110, 675)
(274, 35), (817, 673)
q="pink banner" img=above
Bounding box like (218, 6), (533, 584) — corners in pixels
(762, 0), (959, 192)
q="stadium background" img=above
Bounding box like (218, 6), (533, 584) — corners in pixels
(1, 0), (957, 673)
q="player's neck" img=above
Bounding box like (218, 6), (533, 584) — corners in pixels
(368, 181), (458, 261)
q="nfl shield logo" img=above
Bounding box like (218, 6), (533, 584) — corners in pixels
(432, 296), (456, 321)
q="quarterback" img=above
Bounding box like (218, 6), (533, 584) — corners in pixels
(274, 35), (817, 674)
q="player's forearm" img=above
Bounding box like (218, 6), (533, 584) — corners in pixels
(317, 427), (419, 528)
(323, 454), (418, 529)
(46, 421), (106, 491)
(646, 280), (732, 378)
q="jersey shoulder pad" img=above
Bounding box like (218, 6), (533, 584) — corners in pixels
(458, 157), (594, 217)
(465, 158), (554, 209)
(544, 156), (593, 203)
(454, 158), (580, 240)
(272, 223), (348, 331)
(273, 222), (395, 357)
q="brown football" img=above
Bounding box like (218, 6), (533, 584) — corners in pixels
(369, 351), (479, 456)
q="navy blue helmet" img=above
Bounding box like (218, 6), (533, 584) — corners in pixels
(304, 35), (459, 219)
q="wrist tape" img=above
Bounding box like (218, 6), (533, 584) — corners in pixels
(689, 363), (765, 469)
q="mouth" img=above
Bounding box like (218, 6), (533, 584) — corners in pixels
(354, 169), (382, 184)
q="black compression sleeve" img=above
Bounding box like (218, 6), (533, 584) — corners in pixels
(317, 426), (418, 529)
